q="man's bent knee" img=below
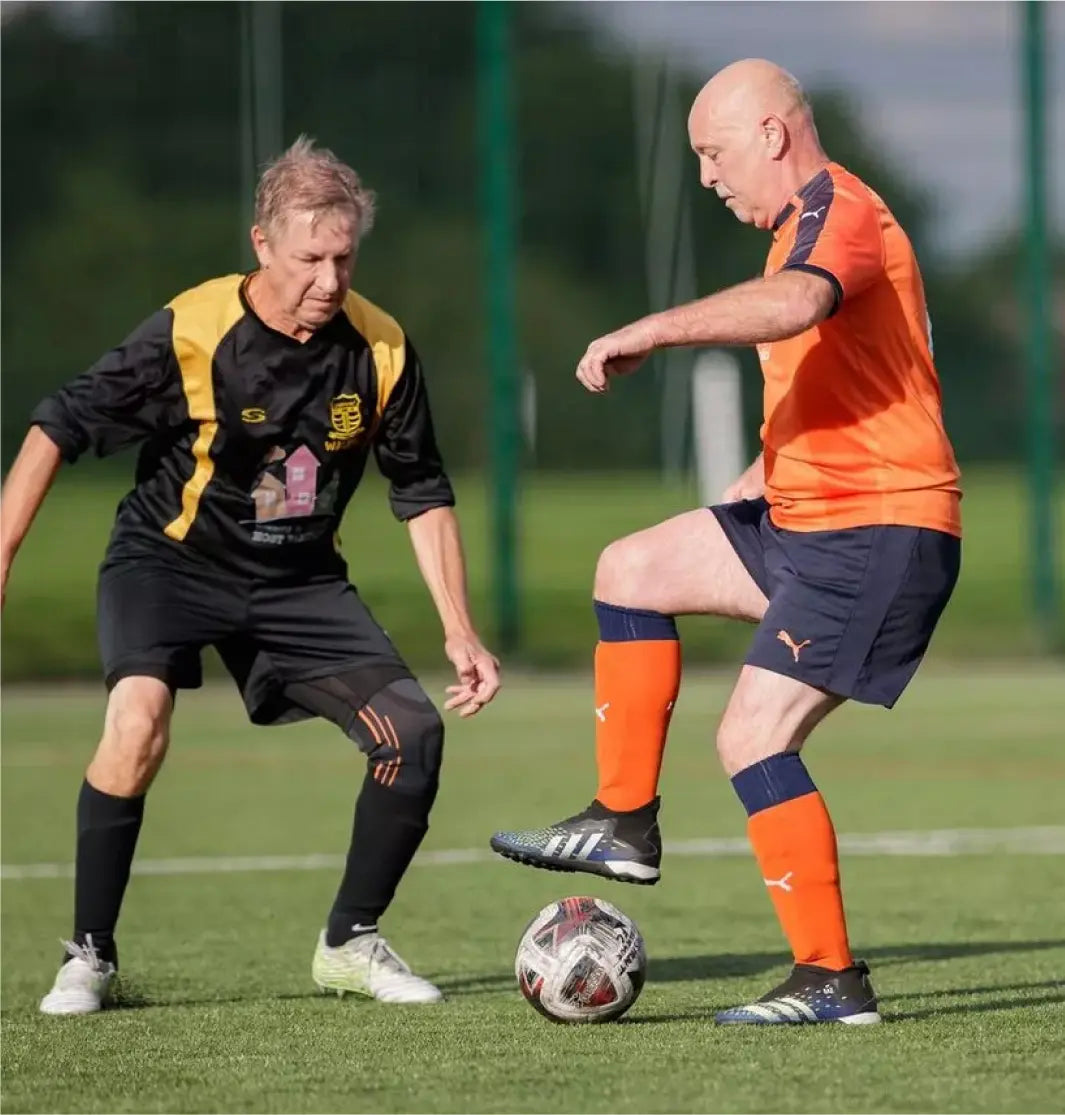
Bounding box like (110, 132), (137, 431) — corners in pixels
(716, 666), (840, 777)
(355, 679), (445, 799)
(594, 536), (655, 608)
(88, 676), (173, 796)
(593, 510), (767, 619)
(281, 673), (444, 798)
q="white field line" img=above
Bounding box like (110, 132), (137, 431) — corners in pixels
(2, 826), (1063, 882)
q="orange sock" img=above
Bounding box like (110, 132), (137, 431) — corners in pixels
(592, 602), (681, 812)
(733, 755), (853, 971)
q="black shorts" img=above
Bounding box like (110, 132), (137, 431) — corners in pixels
(97, 557), (412, 725)
(710, 498), (961, 708)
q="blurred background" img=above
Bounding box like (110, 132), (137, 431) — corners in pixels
(1, 0), (1062, 682)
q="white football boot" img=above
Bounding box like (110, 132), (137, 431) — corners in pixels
(39, 937), (116, 1016)
(312, 930), (442, 1004)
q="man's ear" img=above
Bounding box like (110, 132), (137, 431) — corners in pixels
(762, 114), (789, 161)
(250, 224), (270, 269)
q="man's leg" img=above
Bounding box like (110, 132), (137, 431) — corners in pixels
(713, 524), (960, 1024)
(293, 676), (443, 942)
(491, 506), (768, 882)
(40, 676), (173, 1016)
(591, 507), (768, 810)
(713, 665), (879, 1024)
(280, 671), (446, 1004)
(226, 577), (447, 1004)
(718, 667), (851, 966)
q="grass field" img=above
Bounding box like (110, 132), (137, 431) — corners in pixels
(2, 670), (1064, 1113)
(1, 466), (1062, 681)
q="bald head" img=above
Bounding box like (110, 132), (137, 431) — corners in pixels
(692, 59), (810, 130)
(687, 59), (826, 231)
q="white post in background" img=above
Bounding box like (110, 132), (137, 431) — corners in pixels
(521, 369), (537, 461)
(692, 351), (745, 505)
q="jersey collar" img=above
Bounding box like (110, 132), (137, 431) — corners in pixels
(772, 163), (836, 238)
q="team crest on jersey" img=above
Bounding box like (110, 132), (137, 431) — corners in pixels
(326, 393), (364, 451)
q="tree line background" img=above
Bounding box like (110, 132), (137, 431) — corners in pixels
(1, 2), (1062, 677)
(2, 1), (1061, 474)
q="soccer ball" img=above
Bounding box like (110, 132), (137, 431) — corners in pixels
(515, 896), (647, 1024)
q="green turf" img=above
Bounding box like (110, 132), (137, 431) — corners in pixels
(2, 671), (1064, 1113)
(1, 466), (1061, 681)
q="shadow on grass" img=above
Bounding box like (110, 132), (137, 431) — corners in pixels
(623, 988), (1065, 1026)
(623, 978), (1065, 1026)
(434, 937), (1065, 996)
(34, 939), (1059, 1016)
(645, 938), (1065, 984)
(891, 977), (1065, 1000)
(887, 988), (1065, 1022)
(101, 984), (329, 1012)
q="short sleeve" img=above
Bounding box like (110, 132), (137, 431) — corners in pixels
(29, 309), (184, 462)
(372, 338), (455, 521)
(781, 184), (884, 311)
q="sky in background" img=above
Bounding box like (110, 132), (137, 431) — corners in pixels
(574, 0), (1065, 260)
(5, 0), (1061, 261)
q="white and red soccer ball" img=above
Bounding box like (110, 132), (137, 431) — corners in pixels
(515, 896), (647, 1024)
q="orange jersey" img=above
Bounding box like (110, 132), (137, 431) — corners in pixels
(760, 162), (961, 536)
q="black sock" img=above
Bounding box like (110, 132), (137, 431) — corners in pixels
(326, 774), (432, 947)
(71, 780), (145, 968)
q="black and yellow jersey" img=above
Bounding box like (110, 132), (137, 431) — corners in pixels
(30, 274), (455, 580)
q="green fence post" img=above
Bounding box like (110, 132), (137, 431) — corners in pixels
(1022, 0), (1060, 648)
(240, 2), (283, 265)
(477, 0), (520, 653)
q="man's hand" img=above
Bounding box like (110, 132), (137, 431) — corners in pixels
(576, 319), (659, 393)
(404, 507), (497, 716)
(443, 632), (501, 718)
(721, 453), (765, 503)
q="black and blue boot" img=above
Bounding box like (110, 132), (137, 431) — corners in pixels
(490, 798), (661, 885)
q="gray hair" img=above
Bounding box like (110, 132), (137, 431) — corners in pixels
(779, 68), (812, 117)
(254, 135), (376, 239)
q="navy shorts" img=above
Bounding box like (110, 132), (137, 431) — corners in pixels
(710, 498), (961, 707)
(97, 553), (411, 725)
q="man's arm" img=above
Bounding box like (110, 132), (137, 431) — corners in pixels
(373, 337), (500, 717)
(646, 269), (836, 347)
(2, 308), (181, 607)
(406, 507), (500, 718)
(405, 506), (478, 641)
(577, 270), (836, 392)
(0, 427), (63, 606)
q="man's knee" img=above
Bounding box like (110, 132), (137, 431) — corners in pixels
(90, 677), (173, 795)
(716, 708), (766, 777)
(594, 535), (655, 606)
(715, 688), (758, 776)
(352, 679), (444, 798)
(715, 666), (840, 777)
